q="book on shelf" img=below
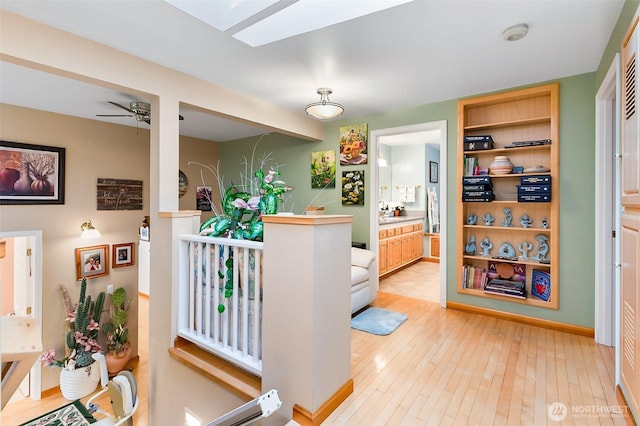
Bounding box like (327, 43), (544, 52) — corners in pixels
(463, 155), (478, 176)
(531, 269), (551, 301)
(505, 139), (551, 148)
(484, 278), (526, 299)
(462, 175), (492, 185)
(464, 135), (494, 142)
(487, 260), (526, 282)
(461, 264), (488, 290)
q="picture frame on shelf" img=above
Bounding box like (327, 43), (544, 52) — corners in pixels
(112, 242), (135, 268)
(0, 141), (66, 205)
(76, 244), (109, 280)
(429, 161), (439, 183)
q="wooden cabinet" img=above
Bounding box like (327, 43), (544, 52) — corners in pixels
(379, 221), (423, 276)
(457, 83), (559, 309)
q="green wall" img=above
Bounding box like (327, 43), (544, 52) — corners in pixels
(218, 0), (640, 328)
(220, 75), (598, 328)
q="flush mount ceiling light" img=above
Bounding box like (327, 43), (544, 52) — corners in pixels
(503, 23), (529, 42)
(305, 88), (344, 120)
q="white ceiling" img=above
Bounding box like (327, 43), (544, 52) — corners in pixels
(0, 0), (625, 142)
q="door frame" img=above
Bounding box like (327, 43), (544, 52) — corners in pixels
(0, 230), (43, 400)
(594, 53), (620, 358)
(369, 120), (448, 307)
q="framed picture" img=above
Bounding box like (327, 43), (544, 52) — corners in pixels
(339, 123), (368, 165)
(429, 161), (439, 183)
(0, 141), (65, 205)
(342, 170), (365, 205)
(96, 178), (143, 210)
(76, 244), (109, 280)
(140, 226), (149, 241)
(310, 150), (336, 189)
(112, 243), (135, 268)
(196, 186), (212, 211)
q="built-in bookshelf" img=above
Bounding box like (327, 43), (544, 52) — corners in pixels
(457, 83), (559, 309)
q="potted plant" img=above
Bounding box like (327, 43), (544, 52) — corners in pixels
(40, 277), (105, 400)
(101, 286), (131, 376)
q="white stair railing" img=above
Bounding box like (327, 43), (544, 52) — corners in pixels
(177, 235), (263, 376)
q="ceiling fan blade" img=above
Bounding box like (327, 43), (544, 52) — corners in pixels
(96, 114), (133, 117)
(108, 101), (135, 114)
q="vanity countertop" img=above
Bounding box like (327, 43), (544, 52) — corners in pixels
(379, 216), (424, 226)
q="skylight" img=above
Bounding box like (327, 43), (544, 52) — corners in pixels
(164, 0), (414, 47)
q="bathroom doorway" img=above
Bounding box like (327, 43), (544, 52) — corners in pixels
(369, 121), (447, 306)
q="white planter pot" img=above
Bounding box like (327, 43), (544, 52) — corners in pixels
(59, 362), (100, 400)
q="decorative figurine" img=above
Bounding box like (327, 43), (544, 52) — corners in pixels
(534, 234), (550, 262)
(541, 217), (549, 229)
(465, 235), (477, 255)
(498, 242), (516, 258)
(480, 237), (493, 257)
(518, 241), (533, 260)
(519, 214), (533, 228)
(503, 208), (513, 227)
(483, 213), (495, 226)
(467, 214), (477, 225)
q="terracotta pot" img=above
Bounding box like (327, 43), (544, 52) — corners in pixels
(59, 362), (100, 400)
(105, 343), (132, 376)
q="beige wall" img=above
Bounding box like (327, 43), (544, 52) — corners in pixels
(0, 104), (220, 394)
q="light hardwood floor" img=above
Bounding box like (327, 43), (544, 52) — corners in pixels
(3, 280), (634, 425)
(379, 260), (440, 303)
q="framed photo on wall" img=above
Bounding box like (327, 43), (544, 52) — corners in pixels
(76, 244), (109, 279)
(0, 141), (65, 205)
(112, 242), (135, 268)
(429, 161), (439, 183)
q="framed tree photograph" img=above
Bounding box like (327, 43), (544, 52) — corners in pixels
(112, 242), (135, 268)
(76, 244), (109, 279)
(0, 141), (65, 205)
(429, 161), (439, 183)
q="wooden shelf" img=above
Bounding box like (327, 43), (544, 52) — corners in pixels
(462, 255), (551, 267)
(457, 82), (559, 310)
(463, 116), (551, 131)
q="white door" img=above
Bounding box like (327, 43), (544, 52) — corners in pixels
(0, 231), (42, 401)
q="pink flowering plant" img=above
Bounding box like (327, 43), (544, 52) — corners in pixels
(191, 142), (293, 242)
(41, 277), (105, 370)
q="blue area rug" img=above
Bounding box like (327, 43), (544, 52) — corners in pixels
(351, 307), (408, 335)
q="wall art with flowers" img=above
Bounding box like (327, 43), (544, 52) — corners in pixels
(339, 123), (368, 166)
(310, 150), (336, 189)
(342, 170), (365, 205)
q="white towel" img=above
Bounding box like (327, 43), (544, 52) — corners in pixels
(405, 186), (416, 203)
(398, 185), (407, 202)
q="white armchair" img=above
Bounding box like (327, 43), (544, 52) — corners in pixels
(350, 247), (378, 314)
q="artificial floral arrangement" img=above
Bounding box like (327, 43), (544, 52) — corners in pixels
(41, 278), (105, 370)
(189, 141), (293, 312)
(190, 143), (293, 242)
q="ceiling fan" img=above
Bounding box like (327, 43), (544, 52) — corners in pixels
(96, 101), (184, 124)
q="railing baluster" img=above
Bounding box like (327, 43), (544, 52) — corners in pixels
(213, 244), (220, 344)
(252, 249), (261, 361)
(188, 241), (195, 334)
(178, 235), (263, 376)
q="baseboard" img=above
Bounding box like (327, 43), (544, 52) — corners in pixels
(422, 257), (440, 263)
(292, 379), (353, 426)
(446, 301), (594, 337)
